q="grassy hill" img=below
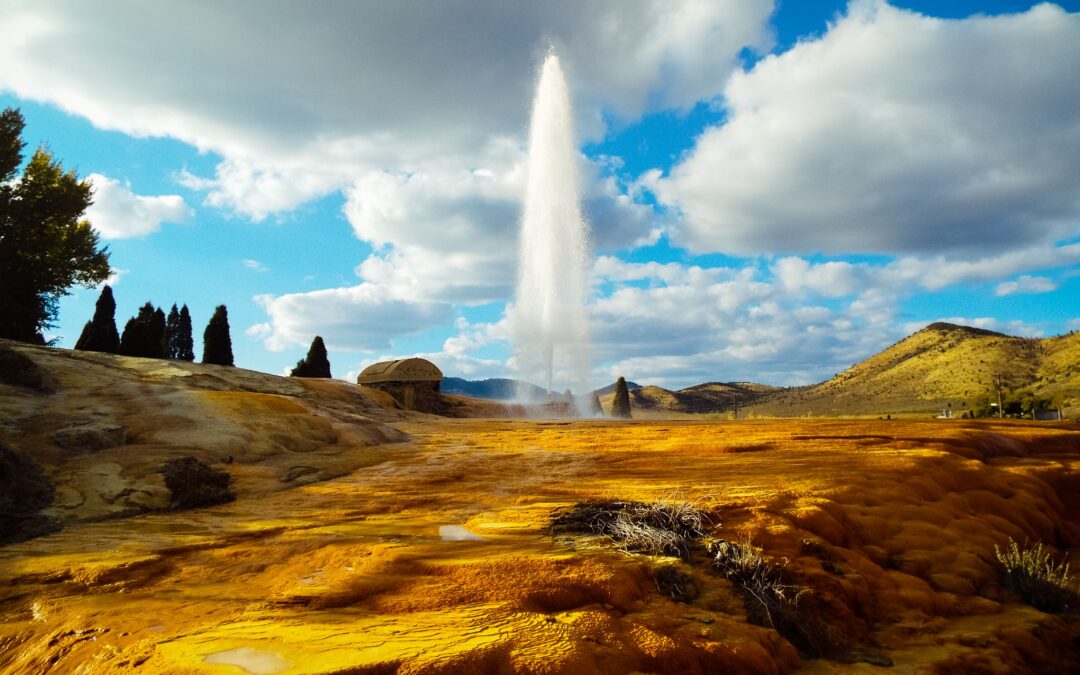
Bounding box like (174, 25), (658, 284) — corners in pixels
(599, 381), (778, 416)
(743, 323), (1080, 418)
(595, 323), (1079, 419)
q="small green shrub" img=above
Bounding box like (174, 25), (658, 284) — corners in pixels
(995, 538), (1077, 613)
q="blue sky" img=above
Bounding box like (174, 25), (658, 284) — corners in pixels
(2, 1), (1078, 390)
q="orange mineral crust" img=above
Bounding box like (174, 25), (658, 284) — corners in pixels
(2, 411), (1079, 673)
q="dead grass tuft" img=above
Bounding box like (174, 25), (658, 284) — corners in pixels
(551, 494), (712, 559)
(652, 565), (700, 602)
(710, 538), (842, 657)
(710, 538), (806, 609)
(995, 538), (1078, 613)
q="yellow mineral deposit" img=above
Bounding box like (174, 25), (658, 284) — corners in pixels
(1, 343), (1079, 672)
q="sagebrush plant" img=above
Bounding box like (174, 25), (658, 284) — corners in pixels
(995, 538), (1076, 613)
(710, 538), (843, 656)
(711, 538), (808, 613)
(552, 500), (847, 655)
(551, 492), (713, 559)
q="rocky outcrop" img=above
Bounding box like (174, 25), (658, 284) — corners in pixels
(51, 424), (126, 452)
(0, 343), (56, 393)
(161, 457), (235, 509)
(0, 341), (410, 539)
(0, 444), (59, 545)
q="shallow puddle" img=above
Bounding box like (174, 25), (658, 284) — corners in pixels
(203, 647), (290, 674)
(439, 524), (486, 541)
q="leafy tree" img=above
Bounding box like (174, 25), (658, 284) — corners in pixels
(611, 376), (632, 419)
(290, 335), (331, 378)
(119, 302), (166, 358)
(0, 108), (110, 343)
(74, 285), (120, 353)
(971, 392), (995, 418)
(202, 305), (234, 366)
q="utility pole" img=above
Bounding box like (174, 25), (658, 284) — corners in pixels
(994, 373), (1004, 419)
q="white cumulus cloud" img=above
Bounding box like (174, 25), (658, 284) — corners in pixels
(995, 275), (1057, 296)
(1, 1), (773, 222)
(253, 286), (452, 353)
(656, 2), (1080, 257)
(85, 173), (192, 239)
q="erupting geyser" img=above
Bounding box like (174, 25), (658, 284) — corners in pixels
(513, 52), (591, 403)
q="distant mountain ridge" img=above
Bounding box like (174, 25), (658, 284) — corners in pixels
(593, 380), (642, 396)
(602, 322), (1078, 418)
(442, 377), (641, 401)
(598, 381), (778, 415)
(445, 323), (1080, 418)
(441, 377), (546, 400)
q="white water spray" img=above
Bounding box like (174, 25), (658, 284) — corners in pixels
(513, 52), (591, 404)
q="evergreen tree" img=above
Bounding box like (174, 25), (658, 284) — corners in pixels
(611, 376), (632, 419)
(165, 304), (181, 359)
(589, 391), (603, 417)
(290, 335), (331, 378)
(74, 320), (93, 351)
(150, 307), (167, 358)
(176, 305), (195, 361)
(119, 302), (159, 358)
(74, 285), (120, 353)
(202, 305), (234, 366)
(0, 108), (111, 343)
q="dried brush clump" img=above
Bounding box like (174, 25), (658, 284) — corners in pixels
(653, 564), (700, 602)
(710, 538), (842, 657)
(551, 495), (712, 560)
(710, 538), (807, 612)
(995, 538), (1078, 613)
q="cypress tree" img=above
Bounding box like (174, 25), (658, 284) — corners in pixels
(75, 320), (93, 351)
(118, 302), (163, 358)
(118, 302), (149, 356)
(611, 376), (632, 419)
(202, 305), (234, 366)
(589, 391), (603, 417)
(74, 285), (120, 353)
(177, 305), (195, 361)
(165, 304), (181, 359)
(290, 335), (332, 378)
(150, 307), (167, 358)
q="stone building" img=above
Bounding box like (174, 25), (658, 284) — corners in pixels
(356, 357), (443, 411)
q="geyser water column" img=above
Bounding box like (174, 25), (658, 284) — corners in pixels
(513, 52), (591, 401)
